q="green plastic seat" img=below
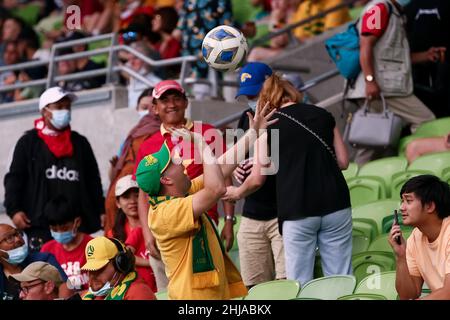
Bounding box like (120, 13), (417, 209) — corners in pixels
(338, 293), (387, 300)
(342, 162), (359, 180)
(244, 279), (300, 300)
(358, 157), (408, 198)
(390, 170), (434, 200)
(442, 167), (450, 184)
(352, 200), (400, 235)
(353, 218), (378, 243)
(354, 271), (397, 300)
(352, 251), (396, 285)
(367, 230), (412, 253)
(414, 117), (450, 137)
(408, 152), (450, 177)
(297, 275), (356, 300)
(155, 290), (168, 300)
(352, 234), (371, 255)
(347, 176), (387, 207)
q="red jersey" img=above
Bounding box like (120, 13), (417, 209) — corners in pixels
(125, 227), (157, 292)
(41, 233), (93, 290)
(134, 120), (227, 225)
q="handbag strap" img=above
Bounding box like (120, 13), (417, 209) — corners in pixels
(276, 111), (338, 163)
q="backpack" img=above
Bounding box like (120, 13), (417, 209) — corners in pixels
(325, 1), (393, 81)
(325, 21), (361, 80)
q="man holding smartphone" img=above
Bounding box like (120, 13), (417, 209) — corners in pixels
(389, 175), (450, 300)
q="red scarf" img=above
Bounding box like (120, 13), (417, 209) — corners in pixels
(35, 118), (74, 158)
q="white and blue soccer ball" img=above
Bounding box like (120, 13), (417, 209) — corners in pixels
(202, 25), (248, 72)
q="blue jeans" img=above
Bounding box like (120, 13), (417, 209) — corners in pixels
(283, 207), (353, 287)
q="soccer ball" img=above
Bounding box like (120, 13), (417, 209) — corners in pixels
(202, 25), (248, 72)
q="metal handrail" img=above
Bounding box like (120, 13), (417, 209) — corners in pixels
(250, 0), (359, 48)
(0, 59), (49, 73)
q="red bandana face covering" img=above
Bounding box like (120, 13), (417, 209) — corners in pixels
(35, 118), (74, 158)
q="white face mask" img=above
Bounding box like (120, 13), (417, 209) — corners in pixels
(396, 0), (411, 7)
(248, 100), (257, 111)
(88, 272), (118, 297)
(138, 110), (149, 119)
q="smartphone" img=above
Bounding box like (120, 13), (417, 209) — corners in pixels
(393, 210), (401, 245)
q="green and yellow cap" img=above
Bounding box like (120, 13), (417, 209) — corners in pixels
(136, 141), (171, 195)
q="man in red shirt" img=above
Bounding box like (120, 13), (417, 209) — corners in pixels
(347, 0), (437, 164)
(41, 195), (93, 292)
(134, 80), (235, 291)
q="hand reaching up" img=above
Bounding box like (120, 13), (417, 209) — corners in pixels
(248, 102), (278, 134)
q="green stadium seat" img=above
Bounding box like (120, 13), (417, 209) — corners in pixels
(414, 117), (450, 137)
(342, 162), (359, 180)
(338, 293), (387, 300)
(297, 275), (356, 300)
(352, 234), (371, 255)
(358, 157), (408, 197)
(442, 167), (450, 184)
(155, 290), (168, 300)
(354, 271), (397, 300)
(352, 200), (400, 235)
(352, 251), (396, 285)
(352, 218), (379, 242)
(244, 279), (300, 300)
(227, 248), (240, 271)
(347, 176), (387, 207)
(390, 170), (434, 200)
(408, 152), (450, 177)
(367, 230), (412, 253)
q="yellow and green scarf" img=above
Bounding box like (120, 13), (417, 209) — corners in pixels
(82, 271), (138, 300)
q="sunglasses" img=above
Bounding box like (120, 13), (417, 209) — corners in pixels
(122, 31), (138, 42)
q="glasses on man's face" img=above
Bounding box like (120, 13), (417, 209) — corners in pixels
(20, 281), (44, 295)
(0, 230), (23, 245)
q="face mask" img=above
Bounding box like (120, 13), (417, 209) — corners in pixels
(88, 272), (117, 297)
(138, 110), (149, 119)
(396, 0), (411, 7)
(51, 229), (75, 245)
(2, 244), (28, 265)
(248, 100), (257, 111)
(49, 109), (71, 130)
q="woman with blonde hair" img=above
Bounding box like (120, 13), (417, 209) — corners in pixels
(225, 73), (352, 287)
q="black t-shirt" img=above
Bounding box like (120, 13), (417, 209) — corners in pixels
(237, 108), (277, 221)
(405, 0), (449, 91)
(268, 103), (350, 232)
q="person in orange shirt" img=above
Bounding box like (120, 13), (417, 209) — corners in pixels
(81, 237), (155, 300)
(389, 175), (450, 300)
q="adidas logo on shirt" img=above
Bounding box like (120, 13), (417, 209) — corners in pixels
(45, 165), (79, 181)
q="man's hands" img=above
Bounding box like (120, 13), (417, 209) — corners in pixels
(424, 47), (446, 63)
(146, 232), (161, 260)
(220, 220), (234, 252)
(233, 158), (253, 184)
(222, 186), (243, 202)
(388, 224), (407, 258)
(365, 81), (381, 100)
(12, 211), (31, 230)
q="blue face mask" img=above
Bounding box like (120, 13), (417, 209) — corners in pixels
(49, 109), (71, 130)
(396, 0), (411, 7)
(2, 244), (28, 265)
(51, 229), (75, 245)
(248, 100), (258, 111)
(138, 110), (149, 119)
